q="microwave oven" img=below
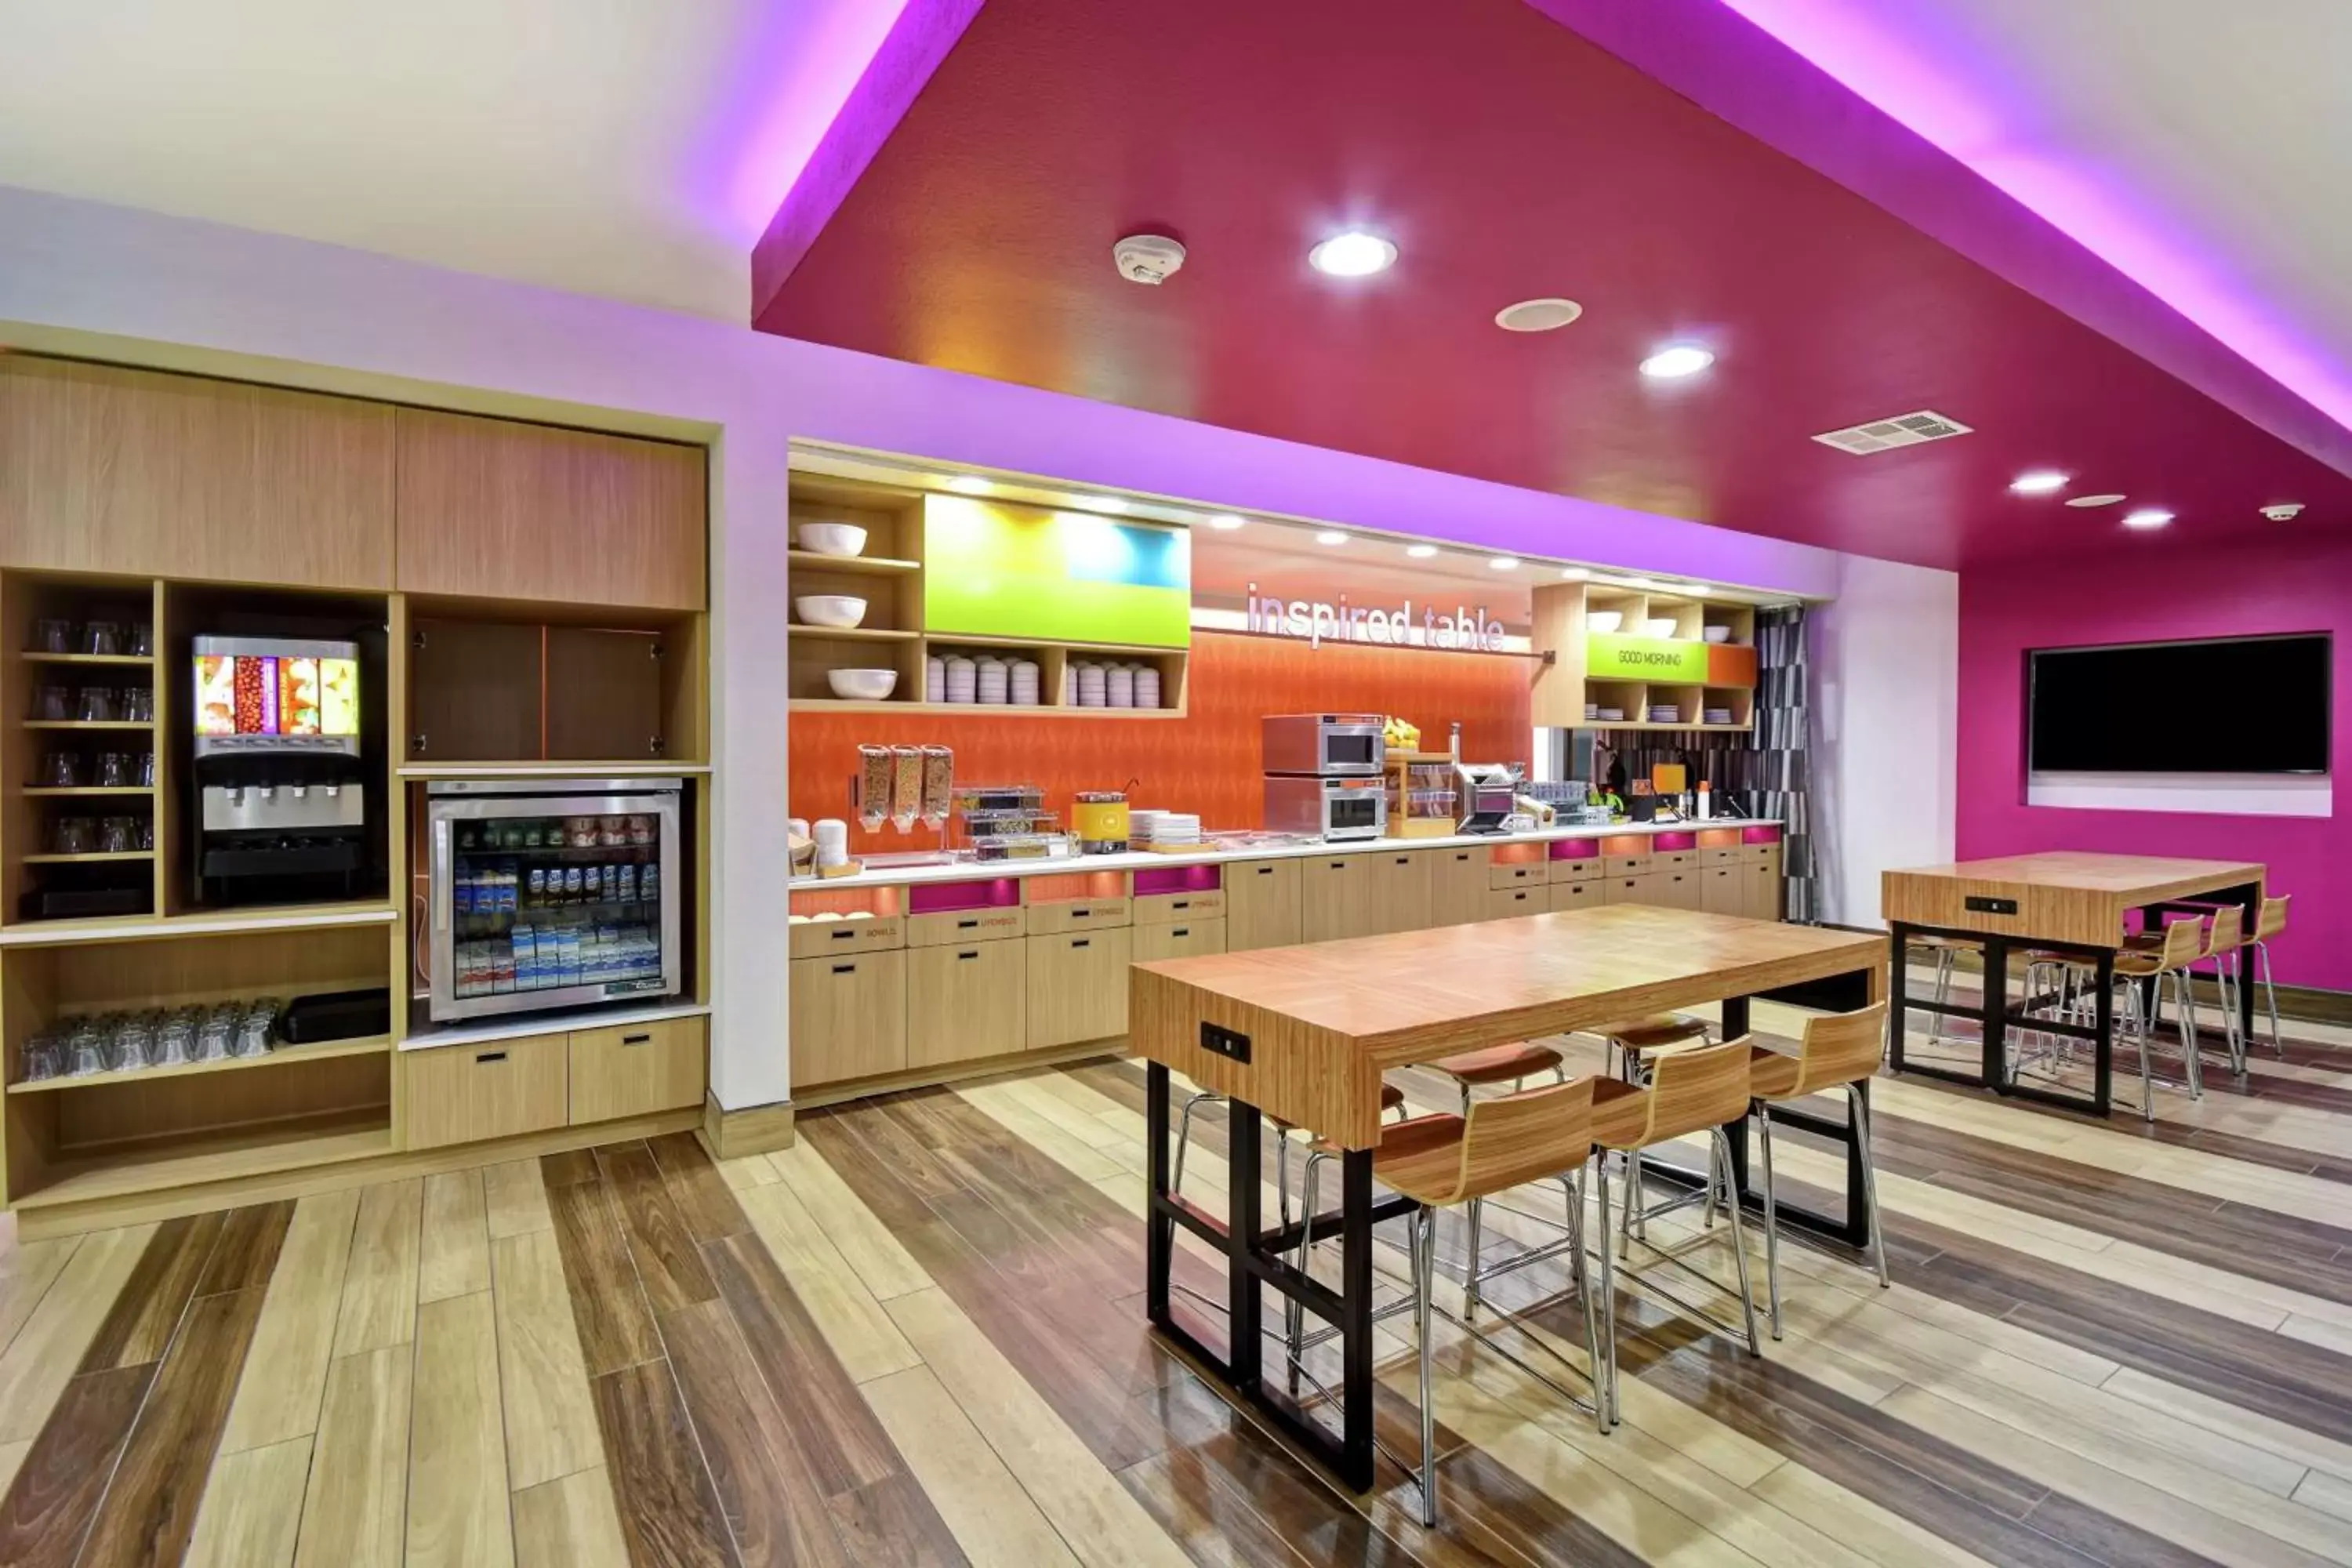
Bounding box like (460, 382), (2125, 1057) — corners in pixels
(1263, 774), (1388, 841)
(1261, 713), (1387, 777)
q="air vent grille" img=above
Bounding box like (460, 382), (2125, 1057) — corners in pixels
(1811, 410), (1974, 455)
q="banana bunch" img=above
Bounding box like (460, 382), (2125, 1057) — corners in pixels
(1381, 715), (1421, 753)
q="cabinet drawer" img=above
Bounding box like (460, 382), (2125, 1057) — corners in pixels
(1026, 929), (1132, 1049)
(1486, 885), (1544, 920)
(1429, 847), (1490, 927)
(1025, 897), (1131, 934)
(1225, 858), (1303, 951)
(1489, 860), (1546, 890)
(1548, 856), (1599, 883)
(1548, 880), (1601, 914)
(788, 915), (904, 959)
(405, 1033), (568, 1149)
(789, 950), (907, 1087)
(1134, 889), (1225, 926)
(907, 940), (1025, 1069)
(1654, 850), (1694, 869)
(1133, 918), (1228, 963)
(1750, 844), (1784, 869)
(1700, 848), (1741, 866)
(1606, 855), (1650, 876)
(1601, 873), (1660, 906)
(568, 1017), (706, 1123)
(906, 907), (1025, 949)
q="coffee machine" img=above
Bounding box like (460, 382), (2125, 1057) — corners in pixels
(191, 636), (368, 903)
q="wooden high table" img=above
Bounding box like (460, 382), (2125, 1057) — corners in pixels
(1128, 906), (1886, 1490)
(1882, 852), (2267, 1117)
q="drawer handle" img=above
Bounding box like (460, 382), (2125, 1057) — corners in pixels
(1171, 899), (1189, 910)
(829, 927), (856, 938)
(957, 949), (979, 960)
(622, 1033), (652, 1046)
(832, 963), (856, 975)
(1172, 927), (1190, 937)
(1072, 909), (1092, 919)
(1255, 866), (1274, 876)
(1072, 938), (1091, 949)
(957, 917), (979, 928)
(1394, 857), (1409, 866)
(475, 1051), (507, 1065)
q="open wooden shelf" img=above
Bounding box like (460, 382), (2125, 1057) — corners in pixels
(789, 698), (1186, 719)
(23, 850), (154, 864)
(12, 1108), (392, 1210)
(0, 900), (397, 946)
(787, 625), (920, 643)
(786, 550), (920, 575)
(21, 652), (154, 667)
(21, 720), (153, 731)
(9, 1034), (392, 1094)
(22, 786), (154, 798)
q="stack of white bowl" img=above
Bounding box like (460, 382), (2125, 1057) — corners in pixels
(1703, 706), (1734, 725)
(943, 655), (977, 703)
(976, 655), (1008, 705)
(1009, 659), (1040, 706)
(926, 655), (946, 702)
(1135, 665), (1161, 708)
(1074, 660), (1107, 707)
(1106, 663), (1134, 708)
(812, 818), (850, 869)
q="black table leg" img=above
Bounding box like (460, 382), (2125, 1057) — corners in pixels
(1982, 934), (2010, 1092)
(1147, 1060), (1172, 1328)
(1227, 1100), (1263, 1385)
(2231, 880), (2262, 1046)
(1339, 1149), (1375, 1489)
(2091, 948), (2114, 1116)
(1888, 922), (1912, 1074)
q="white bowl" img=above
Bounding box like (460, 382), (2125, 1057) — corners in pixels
(1701, 625), (1732, 644)
(797, 522), (869, 557)
(1642, 618), (1680, 638)
(1587, 611), (1624, 634)
(826, 668), (898, 700)
(795, 594), (868, 628)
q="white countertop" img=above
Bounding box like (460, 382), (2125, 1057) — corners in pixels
(792, 818), (1782, 891)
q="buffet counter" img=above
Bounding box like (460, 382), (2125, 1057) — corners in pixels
(786, 819), (1787, 1105)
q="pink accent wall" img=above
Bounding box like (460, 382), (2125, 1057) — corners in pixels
(1958, 538), (2352, 990)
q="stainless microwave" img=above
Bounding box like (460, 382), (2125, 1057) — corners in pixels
(1264, 774), (1388, 841)
(1261, 713), (1386, 777)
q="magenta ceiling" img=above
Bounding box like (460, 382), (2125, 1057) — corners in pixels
(752, 0), (2352, 571)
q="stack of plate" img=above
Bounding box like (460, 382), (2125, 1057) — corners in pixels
(1703, 707), (1734, 726)
(1106, 664), (1134, 708)
(1009, 659), (1040, 706)
(1583, 702), (1600, 721)
(1134, 665), (1162, 709)
(1131, 811), (1200, 848)
(1648, 704), (1681, 724)
(1074, 660), (1108, 707)
(926, 655), (946, 702)
(975, 656), (1008, 705)
(943, 656), (977, 703)
(1596, 706), (1626, 722)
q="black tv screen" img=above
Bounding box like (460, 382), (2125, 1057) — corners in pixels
(2029, 634), (2331, 774)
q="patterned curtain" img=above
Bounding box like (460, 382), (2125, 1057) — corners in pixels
(1599, 604), (1817, 922)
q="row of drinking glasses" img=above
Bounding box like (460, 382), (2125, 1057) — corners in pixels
(38, 750), (154, 789)
(46, 815), (154, 855)
(17, 999), (281, 1080)
(34, 685), (154, 722)
(28, 620), (154, 657)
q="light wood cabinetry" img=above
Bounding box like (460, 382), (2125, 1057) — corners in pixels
(0, 358), (395, 589)
(906, 908), (1025, 949)
(1602, 873), (1660, 906)
(1700, 864), (1744, 916)
(404, 1033), (569, 1149)
(1225, 858), (1302, 951)
(1490, 858), (1547, 892)
(1026, 928), (1131, 1049)
(1301, 855), (1382, 944)
(789, 949), (907, 1086)
(789, 916), (906, 960)
(907, 941), (1025, 1069)
(1486, 885), (1544, 921)
(1132, 919), (1228, 963)
(1370, 849), (1432, 935)
(1025, 897), (1130, 935)
(567, 1018), (706, 1123)
(1549, 879), (1602, 915)
(1134, 889), (1224, 926)
(393, 408), (706, 611)
(1656, 867), (1704, 911)
(1549, 857), (1600, 883)
(1745, 857), (1783, 921)
(1428, 847), (1489, 927)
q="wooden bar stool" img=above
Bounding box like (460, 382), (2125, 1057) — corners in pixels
(2196, 905), (2249, 1077)
(2114, 914), (2209, 1122)
(1906, 934), (1976, 1050)
(1589, 1036), (1762, 1425)
(1421, 1040), (1564, 1313)
(1372, 1077), (1606, 1526)
(2248, 895), (2291, 1056)
(1747, 1004), (1890, 1340)
(1589, 1014), (1709, 1080)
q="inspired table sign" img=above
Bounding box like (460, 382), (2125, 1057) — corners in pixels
(1240, 582), (1508, 652)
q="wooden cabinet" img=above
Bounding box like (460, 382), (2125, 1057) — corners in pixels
(789, 916), (906, 960)
(1490, 858), (1547, 892)
(568, 1018), (706, 1123)
(1745, 858), (1783, 922)
(1301, 856), (1382, 944)
(1372, 850), (1432, 935)
(1225, 858), (1303, 951)
(1700, 865), (1744, 916)
(1486, 885), (1544, 921)
(1602, 873), (1659, 906)
(1134, 890), (1225, 926)
(906, 908), (1024, 949)
(1549, 857), (1600, 883)
(907, 940), (1025, 1069)
(404, 1033), (568, 1149)
(394, 407), (706, 611)
(1549, 879), (1602, 915)
(1428, 847), (1489, 927)
(1656, 868), (1704, 911)
(0, 358), (394, 588)
(1025, 898), (1130, 935)
(789, 949), (907, 1087)
(1133, 919), (1228, 963)
(1026, 929), (1131, 1048)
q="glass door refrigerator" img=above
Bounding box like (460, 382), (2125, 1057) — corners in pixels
(426, 778), (685, 1022)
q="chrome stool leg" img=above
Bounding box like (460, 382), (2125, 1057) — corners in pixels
(1414, 1203), (1439, 1527)
(1756, 1100), (1783, 1340)
(1851, 1082), (1890, 1288)
(1172, 1090), (1217, 1196)
(2254, 938), (2285, 1056)
(1712, 1127), (1762, 1356)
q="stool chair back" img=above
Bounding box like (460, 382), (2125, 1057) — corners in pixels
(1417, 1076), (1597, 1206)
(2203, 905), (2244, 960)
(1603, 1036), (1754, 1149)
(1783, 1003), (1889, 1097)
(2257, 895), (2289, 942)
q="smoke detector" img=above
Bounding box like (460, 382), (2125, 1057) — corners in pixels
(1810, 410), (1973, 455)
(1112, 234), (1186, 285)
(1494, 297), (1584, 332)
(2261, 502), (2305, 521)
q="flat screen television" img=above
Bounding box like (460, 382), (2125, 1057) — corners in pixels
(191, 635), (361, 757)
(2028, 633), (2330, 775)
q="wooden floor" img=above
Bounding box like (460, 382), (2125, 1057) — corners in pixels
(9, 979), (2352, 1566)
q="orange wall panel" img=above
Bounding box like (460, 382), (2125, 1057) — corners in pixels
(789, 630), (1531, 853)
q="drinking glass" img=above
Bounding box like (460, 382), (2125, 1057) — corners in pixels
(195, 1011), (233, 1062)
(96, 752), (130, 788)
(76, 687), (118, 723)
(34, 684), (71, 721)
(98, 816), (136, 854)
(42, 751), (83, 788)
(135, 817), (154, 851)
(157, 1010), (198, 1066)
(31, 619), (72, 655)
(129, 622), (154, 657)
(49, 817), (94, 855)
(79, 622), (122, 657)
(110, 1014), (155, 1073)
(67, 1019), (108, 1077)
(137, 750), (157, 787)
(18, 1029), (61, 1083)
(121, 687), (154, 723)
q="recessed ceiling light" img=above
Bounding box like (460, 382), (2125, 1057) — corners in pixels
(2122, 509), (2174, 531)
(1404, 543), (1439, 558)
(1314, 530), (1348, 546)
(1072, 495), (1127, 515)
(2066, 493), (2127, 508)
(946, 475), (991, 495)
(1494, 298), (1584, 332)
(1308, 231), (1396, 278)
(1204, 514), (1245, 531)
(1559, 567), (1589, 580)
(1489, 556), (1521, 571)
(2009, 470), (2068, 495)
(1639, 345), (1714, 379)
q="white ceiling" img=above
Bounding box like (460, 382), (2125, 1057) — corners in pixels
(0, 0), (900, 320)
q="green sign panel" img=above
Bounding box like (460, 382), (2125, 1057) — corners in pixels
(1586, 633), (1709, 682)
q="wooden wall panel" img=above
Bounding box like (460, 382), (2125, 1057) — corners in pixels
(394, 409), (706, 612)
(0, 358), (395, 589)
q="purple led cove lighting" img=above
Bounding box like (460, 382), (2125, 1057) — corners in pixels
(1711, 0), (2352, 434)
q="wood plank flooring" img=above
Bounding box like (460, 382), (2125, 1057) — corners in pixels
(9, 988), (2352, 1564)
